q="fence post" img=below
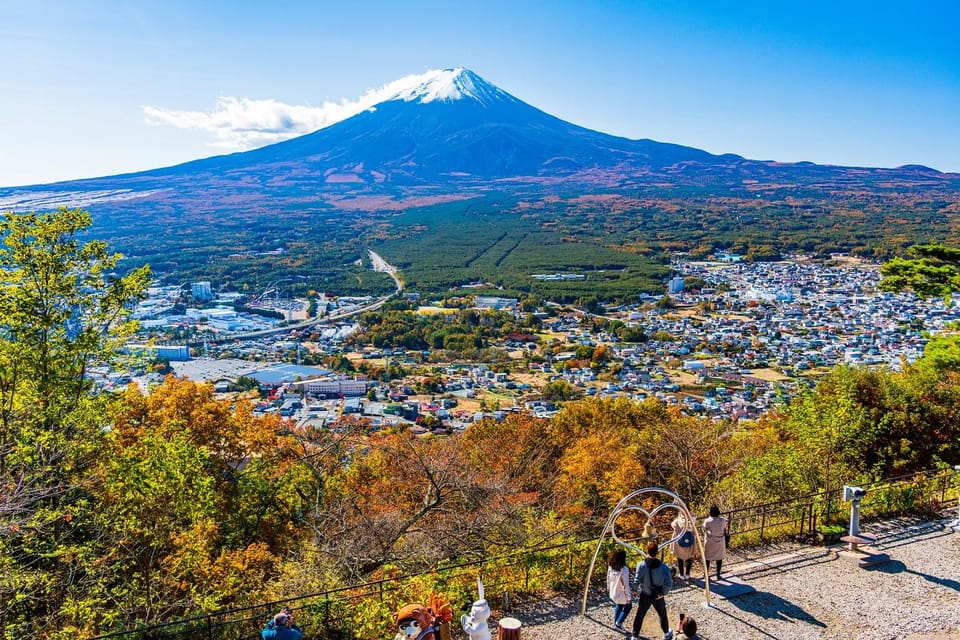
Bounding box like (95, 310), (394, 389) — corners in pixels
(759, 505), (766, 541)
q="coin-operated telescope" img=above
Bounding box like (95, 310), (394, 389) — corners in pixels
(842, 486), (866, 501)
(838, 485), (888, 566)
(842, 485), (866, 536)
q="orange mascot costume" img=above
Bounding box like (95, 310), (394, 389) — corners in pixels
(394, 594), (452, 640)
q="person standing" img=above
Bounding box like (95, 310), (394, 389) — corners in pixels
(670, 513), (696, 579)
(261, 609), (303, 640)
(702, 505), (728, 580)
(606, 548), (633, 632)
(630, 541), (674, 640)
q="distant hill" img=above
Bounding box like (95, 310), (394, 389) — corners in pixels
(2, 68), (958, 299)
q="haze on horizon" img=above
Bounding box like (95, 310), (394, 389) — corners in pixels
(2, 0), (958, 187)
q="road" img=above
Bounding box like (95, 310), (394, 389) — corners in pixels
(368, 248), (402, 291)
(184, 251), (402, 346)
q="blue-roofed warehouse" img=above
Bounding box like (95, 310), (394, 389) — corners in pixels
(247, 364), (332, 386)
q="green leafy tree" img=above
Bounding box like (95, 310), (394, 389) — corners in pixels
(578, 295), (602, 314)
(615, 325), (647, 343)
(879, 243), (960, 298)
(914, 324), (960, 373)
(746, 244), (781, 262)
(655, 295), (675, 310)
(234, 375), (261, 392)
(541, 379), (579, 401)
(0, 208), (150, 633)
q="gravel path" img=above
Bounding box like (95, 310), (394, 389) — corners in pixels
(491, 516), (960, 640)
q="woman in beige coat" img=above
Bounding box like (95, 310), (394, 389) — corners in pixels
(670, 513), (696, 579)
(702, 505), (727, 580)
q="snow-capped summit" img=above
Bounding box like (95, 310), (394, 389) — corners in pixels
(12, 66), (724, 187)
(383, 68), (514, 106)
(3, 65), (950, 217)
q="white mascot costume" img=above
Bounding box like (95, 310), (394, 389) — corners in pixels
(460, 579), (491, 640)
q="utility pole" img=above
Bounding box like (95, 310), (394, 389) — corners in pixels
(951, 466), (960, 531)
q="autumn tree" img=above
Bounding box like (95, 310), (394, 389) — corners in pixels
(549, 398), (650, 522)
(65, 377), (304, 634)
(549, 397), (746, 528)
(298, 412), (572, 583)
(635, 406), (745, 504)
(541, 379), (579, 401)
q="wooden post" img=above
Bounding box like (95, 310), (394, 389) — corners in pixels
(438, 621), (451, 640)
(498, 616), (521, 640)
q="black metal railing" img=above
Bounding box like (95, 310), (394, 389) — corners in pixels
(91, 538), (602, 640)
(724, 467), (956, 543)
(93, 467), (959, 640)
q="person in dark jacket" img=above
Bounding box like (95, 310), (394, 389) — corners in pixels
(631, 541), (674, 640)
(261, 610), (303, 640)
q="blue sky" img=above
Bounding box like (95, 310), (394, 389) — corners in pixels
(2, 0), (958, 186)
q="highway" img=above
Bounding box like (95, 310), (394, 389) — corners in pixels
(185, 250), (402, 346)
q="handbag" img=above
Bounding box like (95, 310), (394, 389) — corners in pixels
(677, 531), (694, 548)
(612, 568), (630, 603)
(620, 572), (633, 602)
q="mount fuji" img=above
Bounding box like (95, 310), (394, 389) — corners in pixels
(1, 67), (956, 213)
(1, 68), (958, 298)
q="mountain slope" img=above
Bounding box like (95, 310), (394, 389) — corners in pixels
(1, 68), (958, 300)
(70, 68), (730, 189)
(2, 67), (957, 209)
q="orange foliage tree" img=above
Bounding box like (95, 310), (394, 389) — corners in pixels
(549, 397), (744, 529)
(66, 377), (306, 632)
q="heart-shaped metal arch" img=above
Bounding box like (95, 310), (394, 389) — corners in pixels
(580, 487), (712, 614)
(609, 501), (690, 557)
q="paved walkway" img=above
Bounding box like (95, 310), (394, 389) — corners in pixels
(501, 516), (960, 640)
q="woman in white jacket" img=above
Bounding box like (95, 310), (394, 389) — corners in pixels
(606, 548), (632, 631)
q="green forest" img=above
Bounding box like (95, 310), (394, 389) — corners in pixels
(84, 183), (960, 303)
(372, 200), (669, 302)
(3, 209), (960, 639)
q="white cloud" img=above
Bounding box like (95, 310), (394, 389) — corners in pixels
(142, 69), (452, 150)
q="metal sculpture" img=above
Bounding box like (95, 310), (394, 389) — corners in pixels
(580, 487), (711, 615)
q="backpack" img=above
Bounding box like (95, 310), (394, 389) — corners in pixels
(646, 565), (664, 598)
